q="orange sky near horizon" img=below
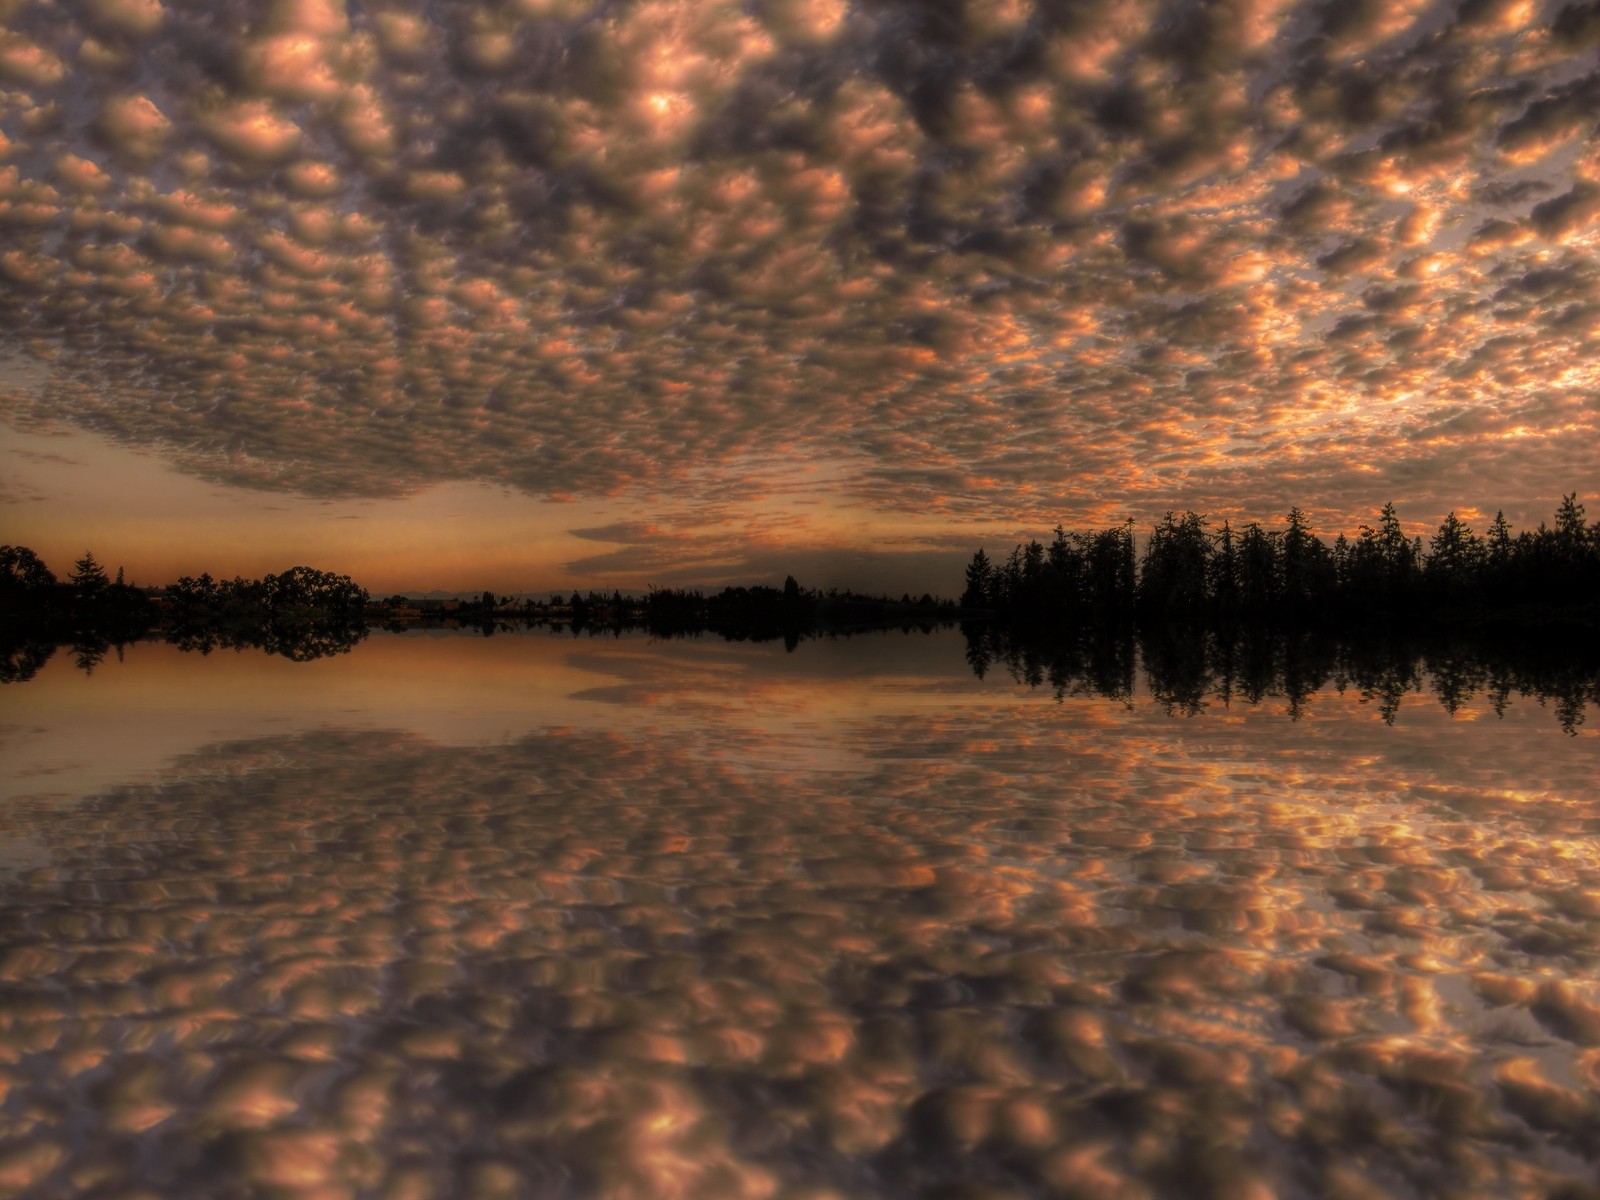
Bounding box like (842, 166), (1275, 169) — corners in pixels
(5, 423), (970, 593)
(2, 0), (1599, 592)
(7, 415), (1588, 596)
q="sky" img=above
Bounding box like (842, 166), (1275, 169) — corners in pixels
(2, 0), (1599, 596)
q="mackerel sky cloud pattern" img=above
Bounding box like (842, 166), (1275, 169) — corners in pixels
(1, 0), (1599, 530)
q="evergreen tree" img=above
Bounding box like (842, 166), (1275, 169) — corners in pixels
(1046, 525), (1082, 608)
(1280, 508), (1335, 610)
(1018, 539), (1046, 613)
(1486, 511), (1513, 564)
(999, 545), (1024, 609)
(1425, 511), (1482, 599)
(1555, 493), (1587, 561)
(1236, 522), (1278, 612)
(1357, 502), (1418, 605)
(1332, 533), (1350, 591)
(1211, 520), (1239, 614)
(1139, 511), (1210, 616)
(71, 551), (109, 593)
(1377, 503), (1409, 564)
(961, 548), (993, 608)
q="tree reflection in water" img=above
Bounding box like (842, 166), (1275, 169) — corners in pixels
(2, 682), (1599, 1198)
(963, 622), (1600, 733)
(0, 620), (370, 685)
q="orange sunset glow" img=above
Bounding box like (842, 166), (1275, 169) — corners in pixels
(2, 0), (1599, 591)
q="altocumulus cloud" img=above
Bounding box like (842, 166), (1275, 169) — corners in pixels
(0, 0), (1598, 523)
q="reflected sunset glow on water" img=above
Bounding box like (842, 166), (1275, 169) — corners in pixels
(2, 631), (1598, 1198)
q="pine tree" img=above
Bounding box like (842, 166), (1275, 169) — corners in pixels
(961, 548), (992, 608)
(1555, 493), (1587, 559)
(1211, 520), (1239, 613)
(1486, 511), (1512, 564)
(1427, 512), (1480, 578)
(71, 551), (108, 593)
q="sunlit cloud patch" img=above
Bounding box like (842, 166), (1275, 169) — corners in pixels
(0, 0), (1597, 524)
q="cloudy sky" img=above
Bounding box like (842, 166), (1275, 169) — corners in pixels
(2, 0), (1599, 594)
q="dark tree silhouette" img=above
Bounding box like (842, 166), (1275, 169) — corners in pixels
(1425, 512), (1482, 603)
(1138, 511), (1210, 617)
(0, 545), (56, 595)
(965, 496), (1599, 631)
(71, 551), (108, 593)
(961, 548), (993, 608)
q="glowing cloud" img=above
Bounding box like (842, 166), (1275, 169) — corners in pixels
(0, 0), (1595, 535)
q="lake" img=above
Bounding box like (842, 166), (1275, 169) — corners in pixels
(3, 628), (1599, 1198)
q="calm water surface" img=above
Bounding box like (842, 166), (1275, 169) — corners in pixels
(3, 629), (1599, 1199)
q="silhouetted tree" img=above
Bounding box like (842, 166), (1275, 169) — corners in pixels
(71, 551), (108, 593)
(262, 566), (367, 617)
(1021, 539), (1046, 610)
(1045, 525), (1081, 607)
(961, 548), (993, 608)
(1211, 521), (1240, 615)
(1236, 522), (1278, 613)
(1425, 511), (1482, 603)
(0, 546), (56, 596)
(1084, 522), (1136, 615)
(1377, 503), (1418, 596)
(1138, 511), (1210, 617)
(998, 545), (1024, 609)
(1281, 508), (1333, 611)
(1555, 493), (1587, 556)
(1486, 511), (1512, 559)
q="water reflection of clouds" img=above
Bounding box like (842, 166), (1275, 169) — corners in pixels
(3, 688), (1599, 1197)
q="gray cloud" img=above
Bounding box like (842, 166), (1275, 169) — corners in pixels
(0, 0), (1594, 534)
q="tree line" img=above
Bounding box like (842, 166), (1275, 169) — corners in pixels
(397, 580), (956, 648)
(1, 547), (957, 681)
(961, 496), (1600, 625)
